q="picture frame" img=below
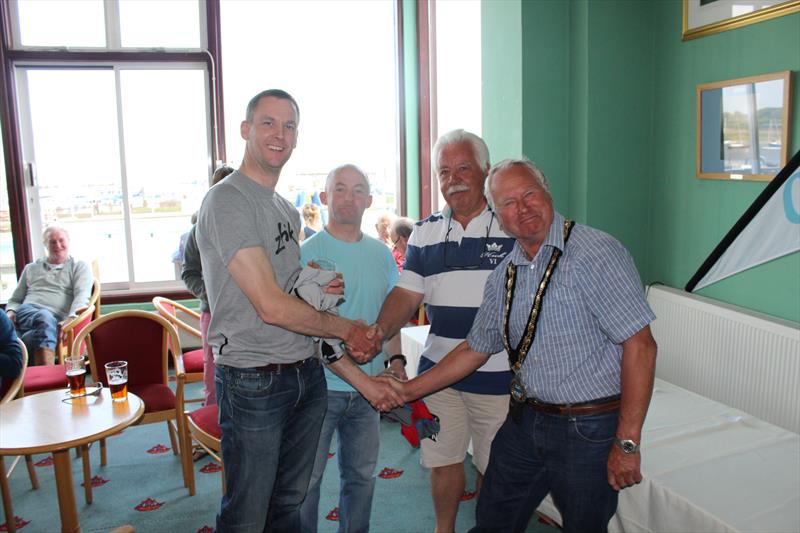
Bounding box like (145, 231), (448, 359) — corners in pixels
(696, 71), (792, 181)
(682, 0), (800, 41)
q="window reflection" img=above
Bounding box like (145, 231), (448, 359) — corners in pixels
(0, 133), (17, 302)
(220, 0), (399, 235)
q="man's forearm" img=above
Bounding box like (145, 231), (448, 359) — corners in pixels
(376, 287), (423, 340)
(403, 341), (488, 401)
(227, 247), (357, 341)
(616, 326), (657, 441)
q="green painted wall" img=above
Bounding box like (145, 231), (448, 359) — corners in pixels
(482, 0), (522, 162)
(508, 0), (799, 322)
(518, 0), (654, 275)
(649, 3), (800, 321)
(520, 0), (571, 214)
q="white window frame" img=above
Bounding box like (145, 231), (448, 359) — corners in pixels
(7, 0), (208, 51)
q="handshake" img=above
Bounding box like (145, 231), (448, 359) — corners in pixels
(341, 321), (416, 412)
(342, 321), (386, 363)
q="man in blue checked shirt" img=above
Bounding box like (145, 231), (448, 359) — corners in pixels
(381, 158), (658, 533)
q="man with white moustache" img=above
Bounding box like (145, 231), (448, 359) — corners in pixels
(365, 129), (516, 532)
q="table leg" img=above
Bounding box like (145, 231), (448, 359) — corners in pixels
(52, 449), (80, 533)
(0, 457), (16, 533)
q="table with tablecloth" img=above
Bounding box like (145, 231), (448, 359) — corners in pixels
(400, 325), (800, 533)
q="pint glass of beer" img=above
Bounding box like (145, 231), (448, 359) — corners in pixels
(105, 360), (128, 402)
(66, 356), (86, 396)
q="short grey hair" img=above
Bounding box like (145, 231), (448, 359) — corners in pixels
(325, 163), (371, 194)
(432, 129), (490, 175)
(391, 217), (414, 240)
(485, 158), (550, 210)
(42, 225), (69, 244)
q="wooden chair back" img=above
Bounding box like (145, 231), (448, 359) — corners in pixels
(1, 340), (27, 404)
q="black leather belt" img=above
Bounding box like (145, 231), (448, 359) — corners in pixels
(525, 394), (621, 416)
(253, 358), (310, 374)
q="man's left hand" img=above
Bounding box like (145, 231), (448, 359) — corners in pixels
(607, 445), (643, 491)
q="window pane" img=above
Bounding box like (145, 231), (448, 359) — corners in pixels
(435, 0), (481, 136)
(25, 69), (128, 284)
(221, 0), (399, 233)
(119, 69), (209, 283)
(119, 0), (201, 49)
(434, 0), (482, 212)
(16, 0), (106, 48)
(0, 135), (17, 302)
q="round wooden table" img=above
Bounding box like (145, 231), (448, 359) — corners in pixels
(0, 388), (144, 533)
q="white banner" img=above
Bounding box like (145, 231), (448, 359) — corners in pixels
(693, 168), (800, 290)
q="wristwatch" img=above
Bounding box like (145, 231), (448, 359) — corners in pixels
(615, 438), (640, 454)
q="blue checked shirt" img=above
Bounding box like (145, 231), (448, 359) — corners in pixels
(466, 212), (655, 403)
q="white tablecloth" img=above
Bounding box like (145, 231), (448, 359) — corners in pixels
(400, 324), (430, 379)
(538, 379), (800, 532)
(399, 325), (800, 532)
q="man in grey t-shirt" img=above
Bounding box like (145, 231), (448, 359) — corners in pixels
(197, 89), (401, 533)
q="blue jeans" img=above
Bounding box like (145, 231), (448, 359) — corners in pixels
(300, 390), (380, 533)
(215, 359), (327, 533)
(470, 406), (619, 533)
(15, 303), (58, 353)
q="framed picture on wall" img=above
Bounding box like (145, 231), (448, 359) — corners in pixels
(682, 0), (800, 41)
(696, 71), (793, 181)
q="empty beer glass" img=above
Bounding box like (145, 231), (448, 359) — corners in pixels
(105, 360), (128, 402)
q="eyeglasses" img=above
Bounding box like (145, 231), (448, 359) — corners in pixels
(443, 212), (495, 270)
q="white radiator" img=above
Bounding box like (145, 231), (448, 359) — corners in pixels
(646, 285), (800, 433)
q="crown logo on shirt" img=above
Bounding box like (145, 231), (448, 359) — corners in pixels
(485, 242), (503, 253)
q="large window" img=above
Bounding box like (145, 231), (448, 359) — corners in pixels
(4, 0), (213, 293)
(17, 67), (210, 288)
(220, 0), (400, 234)
(1, 0), (414, 300)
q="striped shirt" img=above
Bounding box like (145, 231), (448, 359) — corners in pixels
(397, 204), (516, 394)
(466, 211), (655, 403)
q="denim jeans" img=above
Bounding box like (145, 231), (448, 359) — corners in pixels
(470, 406), (619, 533)
(215, 358), (327, 533)
(299, 390), (380, 533)
(15, 303), (58, 352)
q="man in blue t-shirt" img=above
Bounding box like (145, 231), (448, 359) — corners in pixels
(299, 164), (401, 533)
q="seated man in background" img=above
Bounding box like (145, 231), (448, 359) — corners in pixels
(5, 226), (93, 365)
(0, 312), (23, 381)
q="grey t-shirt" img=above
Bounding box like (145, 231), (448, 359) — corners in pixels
(196, 170), (313, 367)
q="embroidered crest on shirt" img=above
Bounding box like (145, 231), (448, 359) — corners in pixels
(482, 241), (507, 265)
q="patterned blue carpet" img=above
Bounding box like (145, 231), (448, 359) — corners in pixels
(1, 381), (558, 532)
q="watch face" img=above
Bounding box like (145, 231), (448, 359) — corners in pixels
(617, 438), (639, 454)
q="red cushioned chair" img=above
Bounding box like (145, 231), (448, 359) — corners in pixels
(21, 303), (95, 396)
(71, 310), (190, 489)
(152, 297), (204, 403)
(181, 403), (223, 496)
